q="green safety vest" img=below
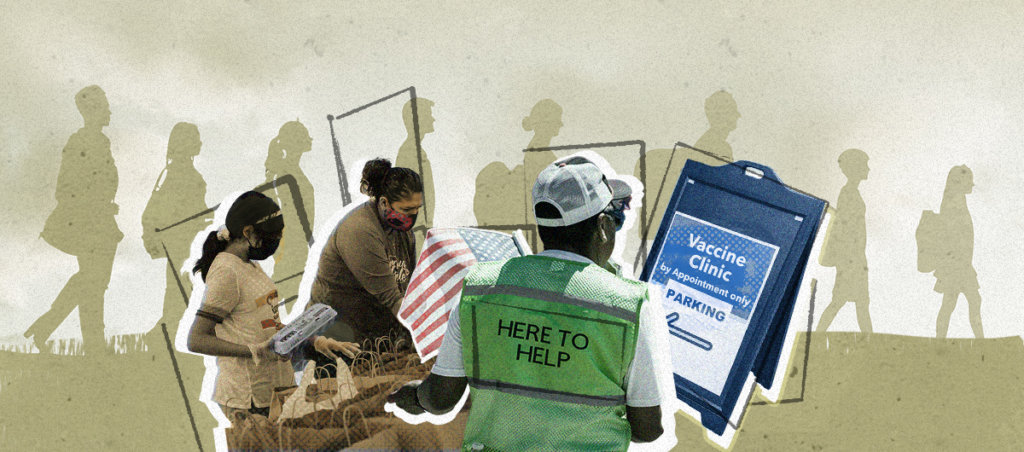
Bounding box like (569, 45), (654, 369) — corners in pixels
(459, 254), (647, 451)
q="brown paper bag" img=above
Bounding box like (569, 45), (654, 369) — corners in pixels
(224, 413), (278, 451)
(268, 385), (298, 423)
(278, 359), (359, 422)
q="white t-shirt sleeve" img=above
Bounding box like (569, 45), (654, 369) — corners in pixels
(624, 290), (663, 407)
(429, 301), (466, 377)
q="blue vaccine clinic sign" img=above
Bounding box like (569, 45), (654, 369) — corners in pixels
(641, 153), (827, 436)
(650, 213), (778, 395)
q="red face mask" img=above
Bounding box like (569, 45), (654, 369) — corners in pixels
(381, 200), (416, 232)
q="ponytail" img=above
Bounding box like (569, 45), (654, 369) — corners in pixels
(266, 121), (310, 180)
(193, 230), (227, 282)
(360, 158), (423, 202)
(264, 138), (284, 180)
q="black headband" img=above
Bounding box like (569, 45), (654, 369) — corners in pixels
(226, 192), (283, 235)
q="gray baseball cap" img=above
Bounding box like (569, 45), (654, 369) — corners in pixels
(532, 156), (630, 227)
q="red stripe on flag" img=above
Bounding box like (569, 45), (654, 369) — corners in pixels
(404, 249), (469, 317)
(405, 258), (474, 321)
(414, 237), (464, 267)
(415, 310), (450, 342)
(401, 248), (474, 317)
(413, 282), (466, 334)
(420, 334), (444, 357)
(406, 241), (470, 300)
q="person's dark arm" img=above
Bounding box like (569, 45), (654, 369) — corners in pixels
(627, 405), (664, 442)
(186, 315), (252, 358)
(187, 314), (289, 365)
(418, 373), (467, 415)
(387, 292), (469, 416)
(188, 258), (256, 358)
(387, 372), (468, 416)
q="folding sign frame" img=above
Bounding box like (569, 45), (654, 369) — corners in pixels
(640, 143), (826, 434)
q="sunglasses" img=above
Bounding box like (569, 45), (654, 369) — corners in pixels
(610, 195), (631, 212)
(604, 196), (631, 231)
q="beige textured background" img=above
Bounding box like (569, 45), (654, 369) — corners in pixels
(2, 1), (1022, 449)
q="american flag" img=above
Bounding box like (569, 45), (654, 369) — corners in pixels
(398, 227), (525, 359)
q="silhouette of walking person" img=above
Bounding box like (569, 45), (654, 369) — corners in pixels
(395, 99), (436, 254)
(141, 122), (209, 342)
(929, 165), (983, 339)
(264, 120), (315, 303)
(30, 85), (122, 355)
(816, 149), (872, 335)
(474, 99), (562, 230)
(634, 90), (741, 231)
(520, 99), (563, 226)
(693, 90), (740, 164)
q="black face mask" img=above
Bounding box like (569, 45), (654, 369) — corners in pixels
(247, 233), (281, 261)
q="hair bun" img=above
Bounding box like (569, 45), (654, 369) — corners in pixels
(361, 158), (392, 197)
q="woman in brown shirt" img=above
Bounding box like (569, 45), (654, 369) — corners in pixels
(311, 158), (423, 347)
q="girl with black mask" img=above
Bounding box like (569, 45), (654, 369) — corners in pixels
(187, 191), (359, 422)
